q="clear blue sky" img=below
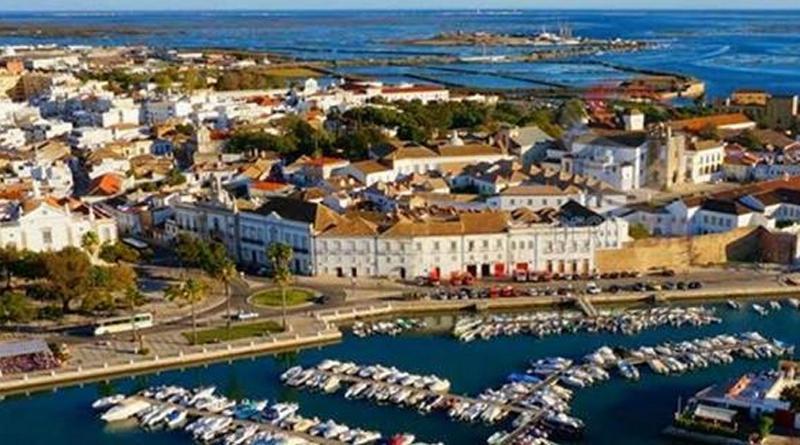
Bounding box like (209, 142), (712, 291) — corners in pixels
(0, 1), (798, 11)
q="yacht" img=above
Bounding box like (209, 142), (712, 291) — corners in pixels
(223, 425), (259, 445)
(726, 300), (740, 310)
(164, 409), (187, 429)
(616, 361), (640, 380)
(92, 394), (125, 410)
(788, 298), (800, 309)
(101, 400), (151, 422)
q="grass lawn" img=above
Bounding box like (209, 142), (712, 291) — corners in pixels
(184, 320), (283, 345)
(250, 288), (316, 307)
(264, 67), (321, 78)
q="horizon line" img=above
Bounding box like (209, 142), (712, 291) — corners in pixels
(2, 7), (800, 12)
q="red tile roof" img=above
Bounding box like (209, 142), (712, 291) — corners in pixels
(89, 173), (123, 196)
(250, 181), (289, 192)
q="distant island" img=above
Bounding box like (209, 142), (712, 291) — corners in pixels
(0, 23), (159, 38)
(390, 26), (649, 51)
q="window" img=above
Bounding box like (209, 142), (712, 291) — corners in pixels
(42, 229), (53, 245)
(433, 241), (440, 251)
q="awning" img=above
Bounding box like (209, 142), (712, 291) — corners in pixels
(693, 404), (738, 423)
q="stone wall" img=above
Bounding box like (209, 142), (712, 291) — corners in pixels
(595, 226), (781, 272)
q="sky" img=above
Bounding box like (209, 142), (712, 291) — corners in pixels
(0, 0), (799, 11)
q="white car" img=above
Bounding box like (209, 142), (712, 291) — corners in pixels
(233, 311), (260, 321)
(585, 282), (601, 295)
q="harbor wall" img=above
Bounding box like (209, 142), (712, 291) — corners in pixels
(595, 227), (770, 272)
(0, 329), (342, 397)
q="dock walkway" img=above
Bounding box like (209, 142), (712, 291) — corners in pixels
(575, 296), (598, 317)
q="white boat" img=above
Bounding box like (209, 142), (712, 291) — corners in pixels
(164, 409), (187, 429)
(726, 300), (740, 310)
(187, 386), (217, 406)
(487, 431), (510, 444)
(101, 399), (151, 422)
(142, 405), (173, 428)
(788, 298), (800, 309)
(752, 304), (769, 316)
(223, 424), (259, 445)
(92, 394), (125, 410)
(769, 301), (782, 310)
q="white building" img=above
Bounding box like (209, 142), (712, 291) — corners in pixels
(0, 197), (117, 252)
(685, 139), (725, 183)
(315, 201), (628, 279)
(563, 131), (649, 191)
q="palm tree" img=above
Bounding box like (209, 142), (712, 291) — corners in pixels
(267, 242), (293, 330)
(216, 259), (238, 338)
(125, 286), (144, 353)
(165, 278), (208, 345)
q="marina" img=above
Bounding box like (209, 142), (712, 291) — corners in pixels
(95, 384), (412, 445)
(280, 330), (793, 445)
(1, 302), (799, 445)
(451, 306), (722, 342)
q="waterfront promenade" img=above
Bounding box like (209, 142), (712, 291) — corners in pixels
(1, 271), (798, 396)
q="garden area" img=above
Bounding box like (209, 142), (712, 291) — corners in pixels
(183, 320), (283, 345)
(249, 288), (316, 307)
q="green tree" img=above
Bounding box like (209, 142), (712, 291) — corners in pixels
(0, 245), (21, 289)
(758, 415), (774, 438)
(81, 231), (100, 258)
(267, 242), (294, 329)
(165, 168), (187, 186)
(125, 286), (145, 353)
(165, 278), (208, 345)
(42, 247), (92, 313)
(557, 99), (587, 128)
(201, 242), (237, 336)
(736, 129), (764, 151)
(99, 242), (141, 264)
(0, 292), (35, 324)
(629, 223), (651, 240)
(182, 68), (205, 92)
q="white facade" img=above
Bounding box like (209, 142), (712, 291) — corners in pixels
(0, 200), (117, 252)
(237, 210), (314, 275)
(315, 215), (628, 279)
(685, 143), (725, 184)
(566, 134), (648, 191)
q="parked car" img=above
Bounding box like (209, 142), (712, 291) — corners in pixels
(585, 281), (601, 295)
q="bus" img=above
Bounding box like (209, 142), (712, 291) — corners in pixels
(93, 313), (154, 336)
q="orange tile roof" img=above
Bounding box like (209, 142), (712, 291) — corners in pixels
(89, 173), (123, 196)
(250, 181), (289, 192)
(669, 113), (753, 133)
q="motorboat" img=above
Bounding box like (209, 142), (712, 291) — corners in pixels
(101, 399), (151, 422)
(92, 394), (125, 410)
